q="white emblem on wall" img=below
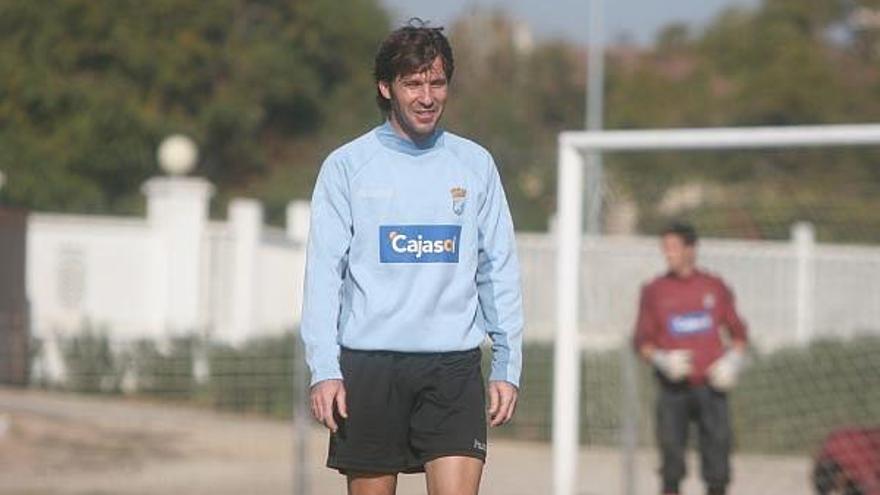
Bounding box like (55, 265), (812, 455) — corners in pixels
(57, 246), (86, 310)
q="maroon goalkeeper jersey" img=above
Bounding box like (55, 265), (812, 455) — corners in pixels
(633, 269), (748, 385)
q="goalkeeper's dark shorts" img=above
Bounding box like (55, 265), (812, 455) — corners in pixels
(327, 347), (487, 474)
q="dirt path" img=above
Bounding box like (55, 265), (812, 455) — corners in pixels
(0, 388), (810, 494)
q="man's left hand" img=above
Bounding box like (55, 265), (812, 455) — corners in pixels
(488, 381), (518, 427)
(708, 348), (746, 392)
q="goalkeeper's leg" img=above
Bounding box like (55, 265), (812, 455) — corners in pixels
(696, 387), (731, 495)
(656, 383), (690, 494)
(812, 458), (840, 495)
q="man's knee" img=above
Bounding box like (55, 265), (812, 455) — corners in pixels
(702, 420), (732, 450)
(425, 455), (484, 495)
(347, 472), (398, 495)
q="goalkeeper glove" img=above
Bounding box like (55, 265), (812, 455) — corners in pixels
(651, 349), (693, 382)
(708, 348), (745, 392)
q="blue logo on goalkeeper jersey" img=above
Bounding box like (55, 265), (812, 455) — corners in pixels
(380, 225), (461, 263)
(668, 311), (713, 336)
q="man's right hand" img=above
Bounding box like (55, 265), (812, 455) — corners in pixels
(310, 379), (347, 433)
(651, 349), (693, 382)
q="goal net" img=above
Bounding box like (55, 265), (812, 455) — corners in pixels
(549, 125), (880, 495)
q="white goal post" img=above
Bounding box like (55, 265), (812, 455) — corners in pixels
(552, 124), (880, 495)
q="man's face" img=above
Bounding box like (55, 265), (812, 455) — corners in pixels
(379, 56), (448, 141)
(662, 234), (696, 276)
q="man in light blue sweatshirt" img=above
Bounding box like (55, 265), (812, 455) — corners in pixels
(301, 19), (524, 495)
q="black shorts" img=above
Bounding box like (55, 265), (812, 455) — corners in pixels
(327, 347), (487, 474)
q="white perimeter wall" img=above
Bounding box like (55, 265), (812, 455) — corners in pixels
(24, 180), (880, 372)
(27, 214), (162, 340)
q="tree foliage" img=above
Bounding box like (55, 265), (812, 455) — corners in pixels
(0, 0), (388, 214)
(4, 1), (880, 239)
(604, 0), (880, 241)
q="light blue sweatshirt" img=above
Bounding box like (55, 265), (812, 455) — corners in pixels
(301, 122), (524, 387)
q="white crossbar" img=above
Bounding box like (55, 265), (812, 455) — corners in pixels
(560, 124), (880, 152)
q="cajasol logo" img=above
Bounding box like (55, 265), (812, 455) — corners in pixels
(668, 310), (714, 336)
(379, 225), (461, 263)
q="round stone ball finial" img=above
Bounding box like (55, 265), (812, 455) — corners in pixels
(158, 134), (198, 176)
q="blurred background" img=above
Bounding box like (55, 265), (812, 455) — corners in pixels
(0, 0), (879, 494)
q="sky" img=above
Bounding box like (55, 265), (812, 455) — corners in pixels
(380, 0), (761, 46)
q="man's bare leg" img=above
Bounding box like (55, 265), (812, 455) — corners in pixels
(424, 456), (483, 495)
(347, 472), (397, 495)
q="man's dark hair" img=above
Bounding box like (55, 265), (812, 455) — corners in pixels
(662, 221), (698, 246)
(373, 18), (454, 113)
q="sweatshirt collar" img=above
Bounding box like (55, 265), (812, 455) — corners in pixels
(375, 120), (444, 156)
(666, 268), (701, 281)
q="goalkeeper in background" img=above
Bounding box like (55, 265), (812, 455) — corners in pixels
(633, 222), (748, 495)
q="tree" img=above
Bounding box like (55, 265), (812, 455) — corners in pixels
(603, 0), (880, 242)
(0, 0), (389, 214)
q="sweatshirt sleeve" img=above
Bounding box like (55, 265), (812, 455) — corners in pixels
(720, 281), (748, 344)
(476, 156), (524, 387)
(300, 153), (352, 386)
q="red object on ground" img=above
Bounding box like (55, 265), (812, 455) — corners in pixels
(817, 427), (880, 495)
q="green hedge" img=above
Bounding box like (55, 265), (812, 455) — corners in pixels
(58, 328), (125, 394)
(55, 332), (303, 418)
(204, 334), (299, 417)
(128, 337), (197, 400)
(733, 336), (880, 453)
